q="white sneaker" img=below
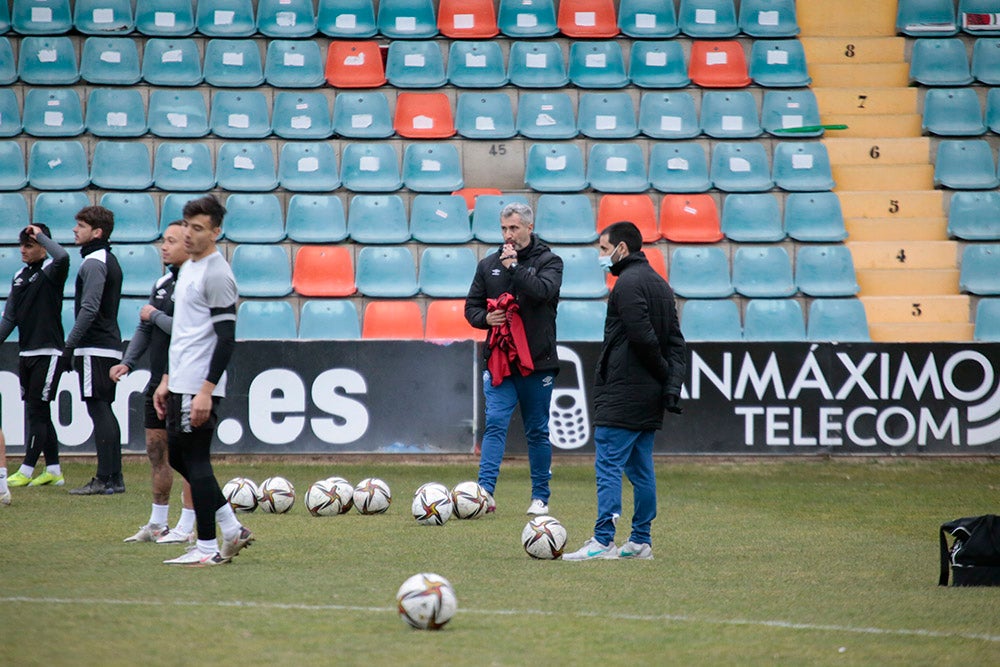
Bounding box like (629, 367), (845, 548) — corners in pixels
(484, 491), (496, 514)
(526, 498), (549, 515)
(618, 541), (653, 560)
(163, 549), (229, 566)
(0, 489), (10, 506)
(124, 523), (169, 543)
(220, 526), (254, 560)
(156, 528), (195, 545)
(563, 537), (618, 561)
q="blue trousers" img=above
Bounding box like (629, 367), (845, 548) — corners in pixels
(594, 426), (657, 547)
(479, 370), (553, 502)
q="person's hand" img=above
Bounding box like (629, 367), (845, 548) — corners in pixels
(500, 243), (517, 269)
(190, 390), (213, 428)
(24, 224), (40, 239)
(61, 347), (74, 369)
(109, 364), (129, 383)
(486, 309), (507, 327)
(664, 393), (683, 415)
(139, 305), (157, 321)
(153, 377), (169, 420)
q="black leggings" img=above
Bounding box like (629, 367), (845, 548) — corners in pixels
(86, 399), (121, 480)
(166, 395), (226, 541)
(23, 399), (59, 468)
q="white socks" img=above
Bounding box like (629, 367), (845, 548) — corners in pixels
(150, 503), (170, 526)
(196, 539), (217, 555)
(175, 507), (196, 534)
(0, 467), (7, 493)
(18, 464), (33, 478)
(46, 464), (62, 476)
(216, 503), (242, 541)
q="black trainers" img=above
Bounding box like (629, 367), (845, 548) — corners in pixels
(69, 477), (114, 496)
(110, 474), (126, 494)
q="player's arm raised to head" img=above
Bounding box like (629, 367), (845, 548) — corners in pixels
(35, 231), (69, 281)
(64, 259), (107, 349)
(512, 251), (562, 303)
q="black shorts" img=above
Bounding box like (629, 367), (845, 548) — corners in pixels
(143, 385), (165, 431)
(73, 354), (119, 403)
(165, 392), (220, 437)
(19, 354), (66, 402)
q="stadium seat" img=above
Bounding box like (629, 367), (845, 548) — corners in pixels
(472, 193), (530, 243)
(0, 2), (7, 32)
(784, 192), (848, 242)
(34, 192), (90, 243)
(618, 0), (679, 38)
(508, 41), (569, 88)
(557, 0), (617, 37)
(118, 298), (147, 340)
(141, 38), (203, 86)
(438, 0), (497, 38)
(210, 90), (271, 139)
(377, 0), (437, 39)
(896, 0), (957, 36)
(535, 194), (598, 244)
(341, 143), (402, 192)
(807, 298), (871, 341)
(670, 246), (733, 298)
(0, 194), (29, 242)
(195, 0), (255, 36)
(28, 140), (89, 190)
(117, 245), (162, 296)
(554, 299), (606, 342)
(236, 301), (297, 340)
(761, 90), (823, 137)
(86, 88), (146, 138)
(362, 301), (424, 339)
(257, 0), (315, 37)
(720, 193), (784, 242)
(356, 246), (419, 297)
(79, 37), (140, 85)
(0, 248), (22, 296)
(577, 93), (637, 139)
(660, 194), (722, 242)
(452, 187), (501, 212)
(597, 194), (658, 242)
(264, 39), (325, 88)
(230, 245), (292, 297)
(425, 299), (485, 341)
(410, 194), (472, 244)
(324, 41), (386, 88)
(153, 142), (214, 191)
(909, 38), (973, 86)
(933, 139), (1000, 189)
(749, 39), (812, 87)
(796, 245), (860, 297)
(278, 142), (340, 193)
(688, 40), (750, 87)
(587, 143), (648, 193)
(272, 92), (332, 140)
(568, 41), (628, 88)
(0, 141), (26, 190)
(159, 192), (206, 229)
(733, 246), (796, 298)
(18, 36), (78, 85)
(743, 298), (805, 341)
(292, 245), (355, 297)
(23, 88), (84, 137)
(215, 142), (278, 192)
(0, 39), (15, 85)
(525, 143), (587, 192)
(606, 244), (667, 291)
(948, 191), (1000, 240)
(988, 88), (1000, 133)
(700, 90), (762, 139)
(678, 0), (738, 38)
(403, 143), (464, 192)
(516, 92), (578, 140)
(286, 194), (347, 243)
(224, 194), (285, 243)
(0, 90), (18, 138)
(649, 142), (711, 193)
(418, 246), (477, 297)
(638, 92), (700, 139)
(333, 91), (393, 138)
(348, 194), (409, 244)
(299, 300), (360, 339)
(922, 87), (986, 136)
(385, 40), (447, 88)
(135, 0), (196, 36)
(447, 40), (507, 88)
(456, 92), (516, 139)
(559, 247), (608, 298)
(961, 0), (1000, 35)
(497, 0), (557, 37)
(99, 192), (159, 242)
(710, 142), (773, 192)
(12, 0), (72, 34)
(972, 38), (1000, 84)
(90, 141), (153, 190)
(148, 89), (208, 137)
(739, 0), (799, 37)
(204, 39), (264, 87)
(960, 243), (1000, 294)
(394, 92), (455, 138)
(680, 299), (741, 341)
(628, 40), (690, 88)
(317, 0), (376, 37)
(973, 298), (1000, 341)
(772, 141), (835, 191)
(74, 0), (133, 34)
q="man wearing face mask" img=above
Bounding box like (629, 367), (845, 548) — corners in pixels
(564, 221), (686, 561)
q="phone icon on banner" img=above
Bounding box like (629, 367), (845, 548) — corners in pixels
(548, 345), (590, 450)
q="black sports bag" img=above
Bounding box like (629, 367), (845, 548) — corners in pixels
(939, 514), (1000, 587)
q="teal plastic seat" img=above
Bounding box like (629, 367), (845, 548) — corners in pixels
(559, 247), (608, 298)
(0, 2), (7, 33)
(0, 39), (15, 85)
(74, 0), (133, 34)
(90, 141), (153, 190)
(456, 93), (516, 139)
(356, 246), (419, 297)
(448, 41), (508, 88)
(403, 143), (463, 192)
(785, 192), (848, 242)
(216, 142), (278, 192)
(18, 36), (78, 85)
(203, 39), (264, 87)
(807, 298), (870, 342)
(258, 0), (315, 37)
(498, 0), (557, 37)
(272, 92), (332, 140)
(587, 143), (648, 193)
(973, 38), (1000, 84)
(568, 41), (628, 88)
(0, 194), (29, 241)
(377, 0), (437, 39)
(720, 193), (784, 242)
(341, 143), (401, 192)
(196, 0), (255, 36)
(896, 0), (957, 36)
(526, 143), (587, 192)
(153, 142), (215, 191)
(236, 301), (297, 340)
(516, 92), (578, 140)
(988, 88), (1000, 132)
(210, 91), (271, 139)
(732, 246), (796, 298)
(135, 0), (196, 36)
(264, 39), (324, 87)
(535, 194), (598, 244)
(578, 93), (638, 139)
(34, 192), (90, 244)
(278, 142), (339, 192)
(909, 38), (972, 85)
(749, 39), (812, 87)
(118, 245), (163, 296)
(743, 299), (805, 341)
(118, 298), (147, 340)
(299, 300), (360, 339)
(318, 0), (376, 37)
(649, 142), (711, 193)
(960, 243), (1000, 294)
(628, 41), (690, 88)
(0, 141), (27, 190)
(141, 38), (202, 86)
(12, 0), (72, 34)
(773, 141), (835, 191)
(332, 91), (393, 139)
(410, 194), (472, 244)
(225, 194), (286, 243)
(385, 40), (446, 88)
(286, 194), (347, 243)
(99, 192), (159, 242)
(80, 37), (140, 85)
(710, 142), (773, 192)
(934, 139), (999, 189)
(418, 246), (477, 297)
(739, 0), (799, 37)
(948, 191), (1000, 240)
(670, 247), (733, 298)
(148, 90), (208, 137)
(23, 88), (84, 137)
(762, 90), (823, 137)
(159, 192), (207, 229)
(618, 0), (679, 37)
(0, 248), (23, 296)
(556, 300), (606, 342)
(86, 88), (147, 137)
(795, 245), (859, 297)
(231, 245), (292, 297)
(472, 194), (530, 243)
(700, 90), (762, 139)
(508, 41), (568, 88)
(348, 194), (409, 244)
(678, 0), (738, 38)
(962, 0), (1000, 36)
(680, 300), (742, 341)
(639, 92), (700, 139)
(974, 298), (1000, 341)
(28, 140), (89, 190)
(923, 88), (986, 136)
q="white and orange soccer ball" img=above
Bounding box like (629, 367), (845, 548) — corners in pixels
(305, 479), (354, 516)
(258, 476), (295, 514)
(396, 573), (457, 630)
(521, 515), (568, 560)
(222, 477), (259, 513)
(411, 482), (453, 526)
(450, 481), (489, 520)
(353, 477), (391, 514)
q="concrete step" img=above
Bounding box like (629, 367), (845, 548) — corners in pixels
(856, 268), (960, 296)
(860, 295), (971, 323)
(849, 240), (960, 270)
(838, 190), (945, 219)
(824, 137), (931, 165)
(832, 164), (934, 190)
(809, 62), (910, 87)
(801, 37), (906, 64)
(868, 322), (974, 342)
(813, 87), (918, 115)
(819, 113), (922, 138)
(798, 1), (898, 37)
(845, 217), (949, 241)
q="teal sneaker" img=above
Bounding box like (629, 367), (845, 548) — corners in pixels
(28, 471), (65, 487)
(7, 471), (31, 487)
(562, 537), (618, 561)
(618, 541), (653, 560)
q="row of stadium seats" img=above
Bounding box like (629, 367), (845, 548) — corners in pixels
(922, 87), (1000, 135)
(679, 297), (870, 342)
(933, 139), (1000, 189)
(909, 37), (1000, 86)
(0, 0), (801, 40)
(898, 0), (1000, 37)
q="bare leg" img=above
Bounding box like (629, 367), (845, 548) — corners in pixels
(146, 428), (172, 506)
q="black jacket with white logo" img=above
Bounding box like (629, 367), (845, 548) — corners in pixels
(0, 232), (69, 353)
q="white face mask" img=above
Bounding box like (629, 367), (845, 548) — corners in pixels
(598, 244), (623, 272)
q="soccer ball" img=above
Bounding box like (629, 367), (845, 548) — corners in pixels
(353, 477), (391, 514)
(305, 479), (354, 517)
(222, 477), (259, 513)
(258, 476), (296, 514)
(451, 481), (488, 520)
(396, 573), (457, 630)
(521, 515), (567, 560)
(411, 482), (453, 526)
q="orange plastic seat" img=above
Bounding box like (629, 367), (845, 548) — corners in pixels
(438, 0), (498, 38)
(362, 300), (424, 339)
(292, 246), (356, 297)
(393, 92), (456, 138)
(557, 0), (619, 37)
(688, 41), (750, 88)
(452, 187), (502, 212)
(659, 194), (723, 242)
(607, 245), (666, 291)
(597, 194), (659, 243)
(324, 41), (386, 88)
(425, 299), (487, 341)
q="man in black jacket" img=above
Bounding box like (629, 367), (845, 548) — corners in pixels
(565, 222), (686, 561)
(465, 202), (563, 516)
